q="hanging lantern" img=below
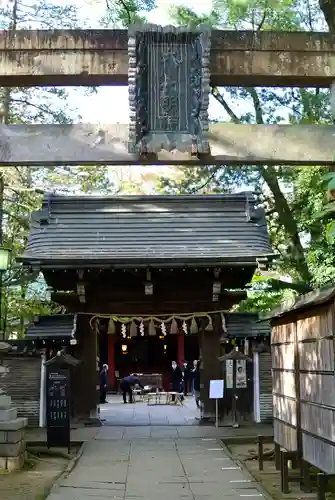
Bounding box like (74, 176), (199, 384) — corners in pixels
(121, 323), (127, 338)
(148, 319), (156, 336)
(190, 317), (198, 334)
(107, 318), (116, 335)
(160, 322), (167, 336)
(205, 315), (213, 332)
(170, 318), (178, 335)
(139, 321), (145, 336)
(182, 320), (188, 334)
(130, 320), (137, 337)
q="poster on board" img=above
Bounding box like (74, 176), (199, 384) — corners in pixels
(236, 359), (247, 388)
(226, 360), (233, 389)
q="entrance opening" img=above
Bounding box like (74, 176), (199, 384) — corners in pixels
(98, 322), (201, 426)
(115, 335), (178, 389)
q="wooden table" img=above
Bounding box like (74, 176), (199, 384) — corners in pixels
(132, 389), (144, 402)
(144, 392), (184, 405)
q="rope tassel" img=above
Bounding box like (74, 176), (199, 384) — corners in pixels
(205, 315), (213, 332)
(107, 318), (115, 335)
(148, 319), (156, 336)
(190, 317), (198, 334)
(130, 320), (137, 337)
(170, 318), (178, 334)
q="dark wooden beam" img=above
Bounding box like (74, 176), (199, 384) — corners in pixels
(44, 267), (256, 293)
(51, 294), (247, 315)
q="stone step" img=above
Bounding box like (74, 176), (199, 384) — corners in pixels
(0, 429), (25, 444)
(0, 394), (12, 409)
(0, 439), (25, 457)
(0, 451), (27, 472)
(0, 408), (17, 421)
(0, 417), (28, 431)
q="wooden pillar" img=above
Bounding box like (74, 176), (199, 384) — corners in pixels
(108, 335), (116, 391)
(72, 314), (98, 420)
(177, 333), (184, 366)
(199, 325), (221, 420)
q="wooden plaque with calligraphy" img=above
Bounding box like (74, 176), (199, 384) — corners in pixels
(128, 24), (211, 155)
(46, 368), (70, 450)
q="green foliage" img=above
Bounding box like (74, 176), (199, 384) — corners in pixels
(102, 0), (156, 26)
(163, 0), (335, 313)
(106, 0), (335, 313)
(318, 171), (335, 245)
(1, 0), (331, 325)
(168, 6), (220, 27)
(238, 275), (296, 313)
(0, 0), (118, 339)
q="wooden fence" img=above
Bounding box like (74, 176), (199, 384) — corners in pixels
(272, 322), (298, 452)
(270, 290), (335, 473)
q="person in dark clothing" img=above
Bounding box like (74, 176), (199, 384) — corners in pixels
(120, 374), (144, 404)
(190, 359), (198, 395)
(171, 361), (183, 402)
(193, 360), (201, 408)
(99, 364), (108, 404)
(182, 362), (190, 395)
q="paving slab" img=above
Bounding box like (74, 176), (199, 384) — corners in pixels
(101, 395), (200, 426)
(46, 433), (268, 500)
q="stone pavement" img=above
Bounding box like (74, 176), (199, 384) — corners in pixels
(100, 394), (200, 426)
(47, 431), (267, 500)
(26, 395), (273, 443)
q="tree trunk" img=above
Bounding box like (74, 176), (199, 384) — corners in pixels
(247, 88), (312, 284)
(319, 0), (335, 31)
(259, 166), (312, 283)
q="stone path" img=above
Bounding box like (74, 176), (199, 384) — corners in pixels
(47, 429), (267, 500)
(100, 395), (200, 426)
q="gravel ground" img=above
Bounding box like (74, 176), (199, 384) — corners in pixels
(0, 453), (69, 500)
(227, 442), (334, 500)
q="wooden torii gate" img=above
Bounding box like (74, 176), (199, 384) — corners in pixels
(0, 26), (334, 166)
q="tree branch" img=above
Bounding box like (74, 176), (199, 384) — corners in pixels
(247, 87), (264, 124)
(189, 168), (220, 194)
(257, 9), (267, 30)
(267, 91), (303, 117)
(267, 279), (312, 293)
(211, 87), (240, 123)
(9, 97), (65, 121)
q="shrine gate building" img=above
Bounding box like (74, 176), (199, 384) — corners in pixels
(20, 192), (273, 421)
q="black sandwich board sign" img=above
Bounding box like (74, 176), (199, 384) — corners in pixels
(46, 367), (70, 452)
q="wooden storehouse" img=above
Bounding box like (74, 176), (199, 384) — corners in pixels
(20, 192), (273, 421)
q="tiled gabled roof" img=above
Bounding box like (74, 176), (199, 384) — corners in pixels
(225, 312), (271, 338)
(26, 314), (77, 339)
(21, 192), (273, 267)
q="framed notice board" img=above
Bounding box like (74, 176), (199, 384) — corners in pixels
(46, 367), (70, 451)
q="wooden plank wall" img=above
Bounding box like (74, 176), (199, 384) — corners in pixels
(298, 304), (335, 473)
(272, 322), (298, 451)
